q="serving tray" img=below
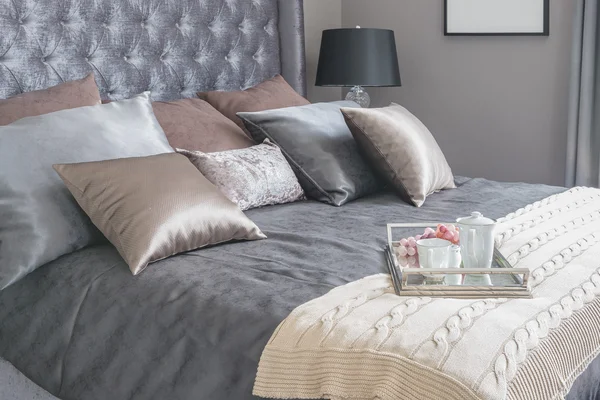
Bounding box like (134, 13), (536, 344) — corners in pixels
(385, 223), (531, 299)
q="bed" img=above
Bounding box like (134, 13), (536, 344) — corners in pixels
(0, 1), (598, 399)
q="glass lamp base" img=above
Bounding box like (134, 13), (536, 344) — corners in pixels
(345, 85), (371, 108)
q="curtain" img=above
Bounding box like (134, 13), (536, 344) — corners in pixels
(566, 0), (600, 187)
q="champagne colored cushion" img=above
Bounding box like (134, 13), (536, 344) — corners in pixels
(0, 74), (101, 125)
(53, 153), (266, 275)
(0, 93), (173, 289)
(152, 98), (254, 152)
(198, 75), (310, 133)
(342, 103), (456, 207)
(178, 140), (305, 211)
(238, 101), (380, 206)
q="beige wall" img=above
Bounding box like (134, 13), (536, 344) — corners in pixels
(304, 0), (575, 186)
(303, 0), (342, 102)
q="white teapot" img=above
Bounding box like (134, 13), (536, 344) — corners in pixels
(456, 212), (496, 269)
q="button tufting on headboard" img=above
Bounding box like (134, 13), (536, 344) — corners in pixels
(0, 0), (306, 101)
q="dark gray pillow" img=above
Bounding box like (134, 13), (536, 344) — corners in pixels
(0, 92), (173, 289)
(237, 101), (379, 206)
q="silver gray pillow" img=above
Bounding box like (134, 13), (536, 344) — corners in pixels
(178, 140), (305, 211)
(237, 101), (380, 206)
(0, 92), (173, 289)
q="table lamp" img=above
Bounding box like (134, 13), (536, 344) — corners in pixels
(315, 27), (402, 108)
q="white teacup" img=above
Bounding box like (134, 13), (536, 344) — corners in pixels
(416, 238), (452, 270)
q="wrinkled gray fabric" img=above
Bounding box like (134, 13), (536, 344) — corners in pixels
(568, 356), (600, 400)
(0, 358), (60, 400)
(0, 0), (306, 100)
(1, 177), (595, 400)
(239, 101), (380, 206)
(0, 93), (173, 289)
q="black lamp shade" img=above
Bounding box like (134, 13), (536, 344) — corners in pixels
(316, 28), (401, 87)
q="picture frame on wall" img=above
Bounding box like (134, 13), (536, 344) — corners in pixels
(444, 0), (550, 36)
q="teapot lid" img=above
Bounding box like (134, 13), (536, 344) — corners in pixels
(456, 211), (495, 226)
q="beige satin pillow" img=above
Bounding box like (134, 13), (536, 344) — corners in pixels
(178, 140), (305, 211)
(53, 153), (266, 275)
(342, 103), (455, 207)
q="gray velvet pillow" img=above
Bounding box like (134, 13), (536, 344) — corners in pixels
(237, 101), (379, 206)
(0, 92), (173, 289)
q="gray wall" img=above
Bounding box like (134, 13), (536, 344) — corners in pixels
(303, 0), (342, 102)
(304, 0), (575, 186)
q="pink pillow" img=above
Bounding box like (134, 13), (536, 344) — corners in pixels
(0, 74), (101, 126)
(152, 98), (254, 153)
(198, 75), (310, 134)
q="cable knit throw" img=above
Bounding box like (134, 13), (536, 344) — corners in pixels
(254, 187), (600, 400)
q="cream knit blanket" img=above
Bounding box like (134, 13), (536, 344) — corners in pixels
(254, 187), (600, 400)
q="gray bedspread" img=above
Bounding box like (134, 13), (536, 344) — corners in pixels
(0, 177), (597, 400)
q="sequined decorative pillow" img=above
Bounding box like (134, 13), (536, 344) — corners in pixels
(178, 140), (305, 211)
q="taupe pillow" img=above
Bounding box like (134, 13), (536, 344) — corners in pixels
(0, 74), (101, 125)
(342, 103), (456, 207)
(178, 140), (305, 211)
(152, 98), (254, 152)
(53, 153), (266, 275)
(198, 75), (310, 133)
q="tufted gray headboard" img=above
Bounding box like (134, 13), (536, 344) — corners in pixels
(0, 0), (306, 101)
